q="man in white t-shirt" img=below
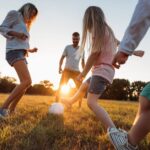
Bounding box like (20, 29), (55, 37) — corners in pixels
(56, 32), (85, 108)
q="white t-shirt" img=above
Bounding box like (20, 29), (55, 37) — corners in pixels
(62, 45), (84, 71)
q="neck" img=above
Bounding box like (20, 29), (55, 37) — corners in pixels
(72, 44), (78, 48)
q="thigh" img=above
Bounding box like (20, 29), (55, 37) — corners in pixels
(59, 70), (70, 85)
(87, 92), (101, 106)
(13, 60), (31, 82)
(72, 71), (81, 88)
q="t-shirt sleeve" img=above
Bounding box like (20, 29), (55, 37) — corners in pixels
(0, 10), (19, 39)
(62, 46), (68, 56)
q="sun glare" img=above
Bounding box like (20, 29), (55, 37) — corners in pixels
(61, 84), (70, 95)
(68, 79), (76, 88)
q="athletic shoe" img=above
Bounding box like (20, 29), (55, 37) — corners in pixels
(107, 127), (138, 150)
(0, 108), (9, 118)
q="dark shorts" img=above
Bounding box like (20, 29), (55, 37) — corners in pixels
(86, 76), (108, 95)
(6, 49), (27, 66)
(140, 83), (150, 100)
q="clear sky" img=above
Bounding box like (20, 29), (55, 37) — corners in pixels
(0, 0), (150, 88)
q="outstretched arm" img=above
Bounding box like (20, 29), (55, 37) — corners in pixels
(77, 52), (99, 81)
(119, 0), (150, 55)
(113, 0), (150, 68)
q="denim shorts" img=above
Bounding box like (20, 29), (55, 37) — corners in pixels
(140, 83), (150, 100)
(6, 49), (27, 66)
(86, 76), (108, 95)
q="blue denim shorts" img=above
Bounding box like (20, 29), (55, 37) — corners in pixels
(86, 76), (108, 95)
(140, 83), (150, 100)
(6, 49), (27, 66)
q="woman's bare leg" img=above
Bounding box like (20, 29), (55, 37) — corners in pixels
(1, 60), (32, 112)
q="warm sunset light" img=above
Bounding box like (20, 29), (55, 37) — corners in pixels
(60, 84), (70, 95)
(68, 79), (76, 88)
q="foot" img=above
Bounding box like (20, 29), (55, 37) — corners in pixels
(0, 108), (9, 118)
(9, 109), (17, 115)
(107, 127), (138, 150)
(61, 98), (72, 109)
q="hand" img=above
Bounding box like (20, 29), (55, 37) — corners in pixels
(76, 73), (84, 82)
(133, 50), (145, 57)
(59, 68), (62, 74)
(112, 51), (129, 69)
(28, 48), (38, 53)
(16, 32), (28, 40)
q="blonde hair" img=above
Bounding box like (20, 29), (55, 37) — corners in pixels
(18, 3), (38, 31)
(80, 6), (115, 54)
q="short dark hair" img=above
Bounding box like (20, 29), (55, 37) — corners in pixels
(72, 32), (80, 37)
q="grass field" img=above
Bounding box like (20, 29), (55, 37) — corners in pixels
(0, 94), (150, 150)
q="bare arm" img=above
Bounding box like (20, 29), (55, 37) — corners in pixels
(59, 55), (65, 74)
(81, 52), (99, 77)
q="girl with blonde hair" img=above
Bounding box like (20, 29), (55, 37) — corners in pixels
(62, 6), (145, 149)
(62, 5), (118, 130)
(0, 3), (38, 117)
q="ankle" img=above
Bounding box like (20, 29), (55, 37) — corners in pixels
(128, 134), (138, 147)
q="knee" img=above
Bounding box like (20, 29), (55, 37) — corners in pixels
(80, 82), (88, 92)
(87, 98), (94, 109)
(21, 78), (32, 89)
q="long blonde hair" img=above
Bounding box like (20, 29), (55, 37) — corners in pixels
(18, 3), (38, 31)
(80, 6), (115, 54)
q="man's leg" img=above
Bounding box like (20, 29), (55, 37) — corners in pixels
(72, 72), (83, 108)
(55, 70), (70, 102)
(61, 81), (89, 107)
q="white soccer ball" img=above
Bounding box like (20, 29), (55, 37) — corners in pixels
(49, 102), (64, 115)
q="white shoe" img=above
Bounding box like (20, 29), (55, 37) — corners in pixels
(0, 108), (9, 118)
(107, 127), (138, 150)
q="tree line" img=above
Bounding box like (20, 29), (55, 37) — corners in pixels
(0, 76), (54, 96)
(0, 76), (149, 101)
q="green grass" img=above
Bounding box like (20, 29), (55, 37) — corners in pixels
(0, 94), (150, 150)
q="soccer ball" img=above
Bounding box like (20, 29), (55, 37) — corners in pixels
(49, 102), (64, 115)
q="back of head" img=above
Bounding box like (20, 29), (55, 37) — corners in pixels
(80, 6), (115, 54)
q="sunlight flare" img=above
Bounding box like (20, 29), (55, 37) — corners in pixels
(61, 84), (70, 95)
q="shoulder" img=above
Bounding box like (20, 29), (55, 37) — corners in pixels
(66, 45), (72, 48)
(6, 10), (19, 17)
(7, 10), (20, 20)
(64, 45), (71, 50)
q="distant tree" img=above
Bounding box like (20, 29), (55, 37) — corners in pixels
(26, 80), (54, 95)
(0, 76), (16, 93)
(40, 80), (53, 88)
(129, 81), (147, 101)
(102, 79), (130, 100)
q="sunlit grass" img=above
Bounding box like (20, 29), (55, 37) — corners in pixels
(0, 94), (149, 150)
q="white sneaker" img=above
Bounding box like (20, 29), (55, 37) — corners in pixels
(107, 127), (138, 150)
(0, 108), (9, 118)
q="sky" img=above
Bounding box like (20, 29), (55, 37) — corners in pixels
(0, 0), (150, 88)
